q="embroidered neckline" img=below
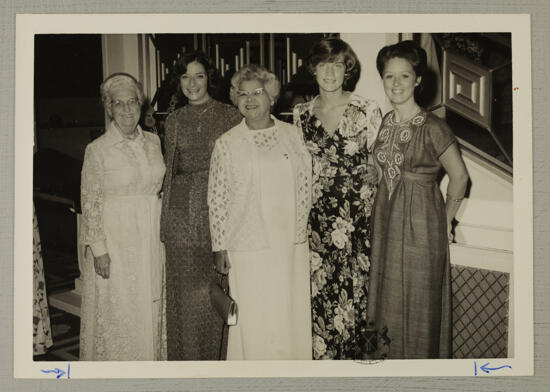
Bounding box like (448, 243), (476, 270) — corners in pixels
(386, 109), (427, 127)
(375, 110), (427, 199)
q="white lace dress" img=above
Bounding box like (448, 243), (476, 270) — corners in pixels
(223, 126), (312, 360)
(79, 123), (166, 361)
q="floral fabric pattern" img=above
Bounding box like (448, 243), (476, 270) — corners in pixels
(293, 94), (382, 359)
(33, 205), (53, 356)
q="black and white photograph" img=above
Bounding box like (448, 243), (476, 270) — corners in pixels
(14, 13), (533, 378)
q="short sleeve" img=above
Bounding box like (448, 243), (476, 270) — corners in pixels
(427, 116), (457, 158)
(292, 103), (305, 130)
(366, 101), (383, 151)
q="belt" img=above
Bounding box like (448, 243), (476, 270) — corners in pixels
(401, 171), (437, 184)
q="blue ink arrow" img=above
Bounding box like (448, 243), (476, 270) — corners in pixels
(41, 368), (65, 379)
(40, 363), (70, 379)
(476, 361), (512, 375)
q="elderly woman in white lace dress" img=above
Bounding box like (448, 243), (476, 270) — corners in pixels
(79, 73), (166, 360)
(207, 64), (313, 360)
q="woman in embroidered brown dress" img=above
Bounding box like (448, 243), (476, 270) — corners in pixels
(366, 40), (469, 359)
(160, 51), (241, 360)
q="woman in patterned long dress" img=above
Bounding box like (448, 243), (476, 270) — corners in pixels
(80, 73), (166, 360)
(33, 204), (53, 356)
(366, 40), (469, 359)
(160, 51), (242, 360)
(293, 37), (382, 359)
(208, 64), (312, 360)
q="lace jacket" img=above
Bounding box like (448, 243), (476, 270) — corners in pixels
(207, 116), (312, 252)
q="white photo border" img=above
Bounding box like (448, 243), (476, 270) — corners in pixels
(14, 13), (533, 378)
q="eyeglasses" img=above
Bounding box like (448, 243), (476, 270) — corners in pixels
(112, 98), (140, 109)
(236, 88), (266, 99)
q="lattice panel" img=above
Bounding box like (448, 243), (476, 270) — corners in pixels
(451, 265), (509, 358)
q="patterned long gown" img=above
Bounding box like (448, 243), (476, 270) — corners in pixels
(293, 93), (382, 359)
(160, 98), (242, 360)
(80, 123), (167, 361)
(33, 205), (53, 356)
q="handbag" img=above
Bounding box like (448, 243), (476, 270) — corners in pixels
(209, 273), (238, 326)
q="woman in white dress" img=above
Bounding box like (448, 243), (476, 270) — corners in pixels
(79, 73), (166, 360)
(208, 64), (313, 360)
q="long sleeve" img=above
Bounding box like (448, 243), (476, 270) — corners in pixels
(288, 124), (312, 243)
(80, 144), (108, 257)
(207, 138), (231, 252)
(159, 112), (177, 242)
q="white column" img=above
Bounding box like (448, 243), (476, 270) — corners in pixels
(101, 34), (142, 82)
(101, 34), (148, 123)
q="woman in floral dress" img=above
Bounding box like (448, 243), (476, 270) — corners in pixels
(293, 37), (382, 359)
(33, 204), (53, 356)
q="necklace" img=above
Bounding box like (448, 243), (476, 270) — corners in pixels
(193, 100), (212, 133)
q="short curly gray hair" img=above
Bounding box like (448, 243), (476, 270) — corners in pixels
(229, 64), (280, 106)
(100, 73), (145, 118)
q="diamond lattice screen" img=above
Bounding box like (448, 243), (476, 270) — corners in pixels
(451, 264), (509, 358)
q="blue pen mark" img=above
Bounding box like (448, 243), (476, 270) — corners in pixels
(41, 363), (71, 379)
(474, 361), (512, 376)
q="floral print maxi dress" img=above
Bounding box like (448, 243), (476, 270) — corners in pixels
(33, 204), (53, 356)
(293, 94), (382, 359)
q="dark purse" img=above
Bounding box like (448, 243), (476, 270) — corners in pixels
(209, 273), (238, 326)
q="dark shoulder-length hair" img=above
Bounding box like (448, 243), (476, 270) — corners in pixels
(375, 40), (428, 78)
(171, 50), (220, 106)
(306, 37), (361, 91)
